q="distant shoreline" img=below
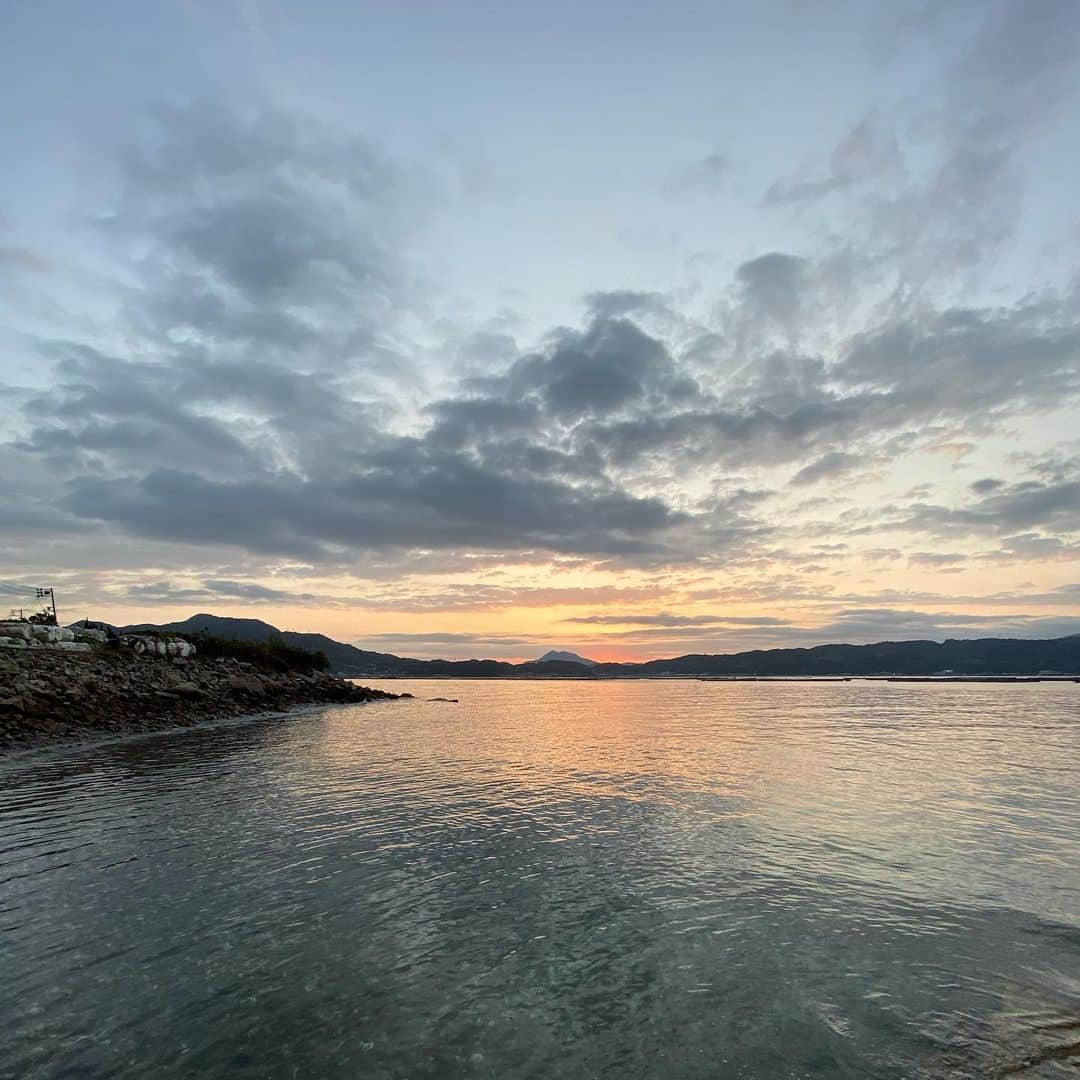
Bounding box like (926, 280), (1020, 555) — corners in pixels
(123, 616), (1080, 682)
(360, 673), (1080, 683)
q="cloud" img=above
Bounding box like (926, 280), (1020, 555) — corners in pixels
(815, 606), (1080, 643)
(733, 252), (809, 341)
(360, 584), (673, 613)
(62, 458), (686, 562)
(564, 612), (791, 627)
(791, 451), (861, 486)
(6, 104), (721, 567)
(121, 579), (326, 605)
(761, 2), (1080, 288)
(992, 534), (1080, 561)
(666, 152), (730, 196)
(838, 301), (1080, 421)
(1014, 583), (1080, 604)
(484, 316), (702, 424)
(896, 474), (1080, 539)
(764, 111), (902, 205)
(557, 606), (1080, 653)
(202, 579), (321, 603)
(584, 290), (669, 320)
(908, 552), (967, 568)
(894, 0), (1080, 275)
(98, 99), (433, 400)
(363, 631), (539, 647)
(355, 630), (548, 660)
(0, 246), (50, 274)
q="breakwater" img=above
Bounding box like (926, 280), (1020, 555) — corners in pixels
(0, 648), (405, 753)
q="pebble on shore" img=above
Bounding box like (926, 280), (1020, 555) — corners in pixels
(0, 647), (407, 754)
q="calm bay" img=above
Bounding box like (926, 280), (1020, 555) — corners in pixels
(2, 680), (1077, 1078)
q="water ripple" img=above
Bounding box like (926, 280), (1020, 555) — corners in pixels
(0, 680), (1077, 1078)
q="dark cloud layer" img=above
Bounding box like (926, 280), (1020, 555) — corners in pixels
(12, 254), (1080, 566)
(893, 476), (1080, 539)
(124, 579), (326, 606)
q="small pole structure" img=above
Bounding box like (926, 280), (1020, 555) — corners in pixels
(1, 582), (58, 624)
(34, 587), (57, 625)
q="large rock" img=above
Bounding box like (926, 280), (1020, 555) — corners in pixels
(225, 675), (266, 695)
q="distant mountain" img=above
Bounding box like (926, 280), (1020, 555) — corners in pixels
(598, 635), (1080, 678)
(537, 649), (596, 667)
(122, 613), (404, 676)
(132, 613), (278, 642)
(122, 614), (597, 678)
(122, 614), (1080, 677)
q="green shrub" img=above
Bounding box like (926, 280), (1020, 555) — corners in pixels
(188, 632), (329, 674)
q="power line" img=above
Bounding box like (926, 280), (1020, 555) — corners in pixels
(0, 581), (43, 597)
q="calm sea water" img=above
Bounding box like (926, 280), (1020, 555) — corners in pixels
(1, 680), (1078, 1079)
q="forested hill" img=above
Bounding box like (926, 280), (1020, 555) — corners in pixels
(595, 636), (1080, 677)
(123, 615), (1080, 677)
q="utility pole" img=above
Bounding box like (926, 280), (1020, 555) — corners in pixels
(34, 587), (58, 625)
(1, 582), (58, 624)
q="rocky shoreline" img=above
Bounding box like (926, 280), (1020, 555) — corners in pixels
(0, 648), (407, 755)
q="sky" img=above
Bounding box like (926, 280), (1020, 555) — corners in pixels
(1, 0), (1079, 661)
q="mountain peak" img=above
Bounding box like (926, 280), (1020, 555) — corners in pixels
(537, 649), (596, 667)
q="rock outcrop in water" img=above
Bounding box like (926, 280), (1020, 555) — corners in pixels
(0, 648), (406, 754)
